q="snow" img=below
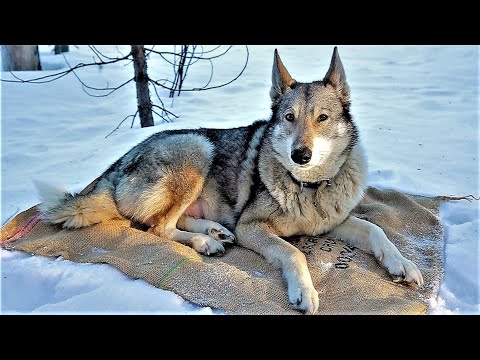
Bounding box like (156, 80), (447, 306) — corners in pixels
(1, 45), (478, 314)
(429, 200), (479, 314)
(0, 250), (215, 314)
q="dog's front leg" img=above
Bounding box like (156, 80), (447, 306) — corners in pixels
(329, 215), (424, 287)
(235, 221), (319, 314)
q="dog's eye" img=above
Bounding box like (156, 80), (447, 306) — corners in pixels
(285, 113), (295, 122)
(318, 114), (328, 122)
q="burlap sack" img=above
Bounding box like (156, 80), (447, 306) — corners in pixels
(1, 187), (444, 314)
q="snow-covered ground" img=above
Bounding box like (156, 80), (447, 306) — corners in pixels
(1, 45), (478, 314)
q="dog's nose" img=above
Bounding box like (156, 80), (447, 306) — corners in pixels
(291, 147), (312, 165)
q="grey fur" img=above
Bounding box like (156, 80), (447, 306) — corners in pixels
(37, 47), (423, 314)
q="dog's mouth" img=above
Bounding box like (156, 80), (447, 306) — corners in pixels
(293, 163), (316, 170)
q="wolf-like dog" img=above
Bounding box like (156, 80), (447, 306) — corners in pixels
(37, 47), (423, 314)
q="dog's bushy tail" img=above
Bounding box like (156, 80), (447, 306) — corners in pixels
(34, 180), (121, 229)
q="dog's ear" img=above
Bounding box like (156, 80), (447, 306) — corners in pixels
(324, 46), (350, 103)
(270, 49), (295, 103)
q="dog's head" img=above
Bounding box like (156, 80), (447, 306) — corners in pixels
(270, 47), (358, 175)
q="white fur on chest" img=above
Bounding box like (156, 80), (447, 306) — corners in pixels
(275, 143), (368, 237)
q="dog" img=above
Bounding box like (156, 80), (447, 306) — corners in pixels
(36, 47), (424, 314)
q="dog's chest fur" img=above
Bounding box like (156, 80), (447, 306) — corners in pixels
(259, 143), (367, 237)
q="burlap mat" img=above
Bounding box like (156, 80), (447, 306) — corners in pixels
(1, 187), (444, 314)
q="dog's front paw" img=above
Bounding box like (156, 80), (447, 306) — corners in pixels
(191, 234), (225, 256)
(287, 277), (319, 315)
(377, 249), (424, 288)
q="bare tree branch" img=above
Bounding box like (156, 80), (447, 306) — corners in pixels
(6, 69), (71, 83)
(144, 46), (234, 61)
(150, 81), (179, 121)
(150, 45), (249, 92)
(169, 45), (189, 97)
(89, 45), (123, 61)
(200, 58), (214, 89)
(151, 108), (172, 123)
(152, 104), (178, 119)
(61, 53), (134, 97)
(1, 56), (131, 84)
(177, 45), (198, 96)
(105, 110), (139, 138)
(197, 45), (223, 55)
(145, 45), (157, 58)
(115, 45), (128, 58)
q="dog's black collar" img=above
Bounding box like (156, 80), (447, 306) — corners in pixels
(287, 171), (332, 191)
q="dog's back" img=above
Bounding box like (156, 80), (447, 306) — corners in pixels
(37, 121), (270, 230)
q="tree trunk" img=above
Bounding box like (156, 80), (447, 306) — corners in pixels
(1, 45), (41, 71)
(131, 45), (154, 128)
(54, 45), (69, 54)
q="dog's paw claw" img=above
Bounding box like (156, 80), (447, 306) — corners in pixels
(208, 227), (236, 244)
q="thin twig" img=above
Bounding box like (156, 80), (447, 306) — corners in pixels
(202, 58), (214, 89)
(179, 45), (197, 96)
(151, 108), (171, 123)
(7, 68), (70, 83)
(90, 45), (123, 60)
(152, 104), (178, 118)
(88, 45), (105, 62)
(145, 45), (156, 58)
(150, 81), (179, 119)
(170, 45), (189, 97)
(61, 53), (134, 97)
(115, 45), (128, 58)
(131, 114), (136, 128)
(144, 46), (233, 61)
(105, 110), (139, 138)
(434, 194), (480, 202)
(154, 48), (202, 67)
(1, 54), (130, 84)
(197, 45), (223, 54)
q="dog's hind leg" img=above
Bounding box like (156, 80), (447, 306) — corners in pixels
(177, 215), (236, 245)
(116, 134), (225, 255)
(143, 188), (227, 256)
(141, 166), (226, 256)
